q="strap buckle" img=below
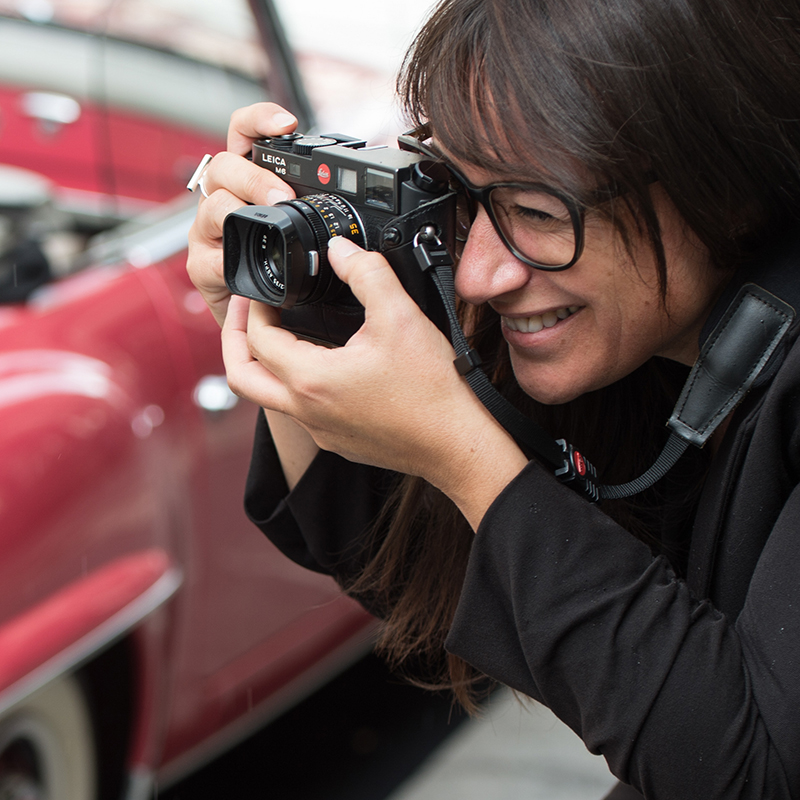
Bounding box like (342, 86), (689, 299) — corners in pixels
(454, 348), (483, 376)
(554, 439), (600, 502)
(413, 231), (454, 273)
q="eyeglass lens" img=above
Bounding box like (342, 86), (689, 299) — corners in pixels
(401, 131), (580, 269)
(454, 184), (577, 268)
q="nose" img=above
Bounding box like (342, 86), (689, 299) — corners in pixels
(454, 207), (534, 306)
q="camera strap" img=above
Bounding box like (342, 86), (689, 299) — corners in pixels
(413, 236), (795, 502)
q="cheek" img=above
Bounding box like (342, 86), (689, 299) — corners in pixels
(580, 235), (665, 345)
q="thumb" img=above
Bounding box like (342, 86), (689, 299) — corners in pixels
(326, 236), (414, 320)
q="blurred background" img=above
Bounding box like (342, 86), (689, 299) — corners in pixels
(275, 0), (439, 140)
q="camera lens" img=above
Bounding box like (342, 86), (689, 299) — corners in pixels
(252, 229), (286, 297)
(268, 234), (284, 279)
(265, 194), (364, 307)
(224, 194), (366, 309)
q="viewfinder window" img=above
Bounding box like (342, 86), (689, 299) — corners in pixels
(365, 169), (394, 210)
(337, 167), (358, 194)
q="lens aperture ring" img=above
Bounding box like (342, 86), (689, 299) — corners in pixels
(288, 198), (332, 265)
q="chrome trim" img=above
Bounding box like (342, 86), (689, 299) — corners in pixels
(0, 568), (182, 716)
(193, 375), (240, 413)
(156, 624), (375, 788)
(308, 250), (320, 277)
(22, 91), (81, 125)
(81, 195), (198, 269)
(123, 768), (157, 800)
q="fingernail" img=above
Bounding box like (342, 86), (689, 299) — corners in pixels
(328, 236), (361, 256)
(273, 112), (297, 128)
(266, 188), (290, 205)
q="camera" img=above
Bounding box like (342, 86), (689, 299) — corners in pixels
(223, 132), (456, 346)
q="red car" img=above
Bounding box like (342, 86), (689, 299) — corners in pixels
(0, 2), (374, 797)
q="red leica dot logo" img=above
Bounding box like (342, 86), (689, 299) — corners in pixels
(317, 164), (331, 184)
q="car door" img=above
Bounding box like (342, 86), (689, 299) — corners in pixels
(140, 232), (373, 769)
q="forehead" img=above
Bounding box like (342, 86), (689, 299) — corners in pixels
(439, 143), (597, 198)
(434, 138), (545, 187)
(430, 119), (592, 192)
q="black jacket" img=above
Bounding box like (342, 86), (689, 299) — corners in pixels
(246, 236), (800, 799)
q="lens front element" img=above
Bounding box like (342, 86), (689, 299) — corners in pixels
(253, 229), (286, 297)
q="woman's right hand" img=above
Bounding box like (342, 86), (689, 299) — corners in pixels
(186, 102), (299, 328)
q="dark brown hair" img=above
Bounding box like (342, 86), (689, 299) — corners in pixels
(401, 0), (800, 276)
(347, 0), (800, 711)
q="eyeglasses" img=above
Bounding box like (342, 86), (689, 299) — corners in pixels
(399, 128), (585, 271)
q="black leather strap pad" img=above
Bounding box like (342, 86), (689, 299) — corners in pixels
(668, 283), (795, 447)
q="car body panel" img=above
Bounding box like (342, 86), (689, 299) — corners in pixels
(0, 224), (374, 771)
(0, 550), (180, 713)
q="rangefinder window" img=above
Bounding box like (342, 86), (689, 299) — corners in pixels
(365, 170), (394, 210)
(337, 167), (358, 194)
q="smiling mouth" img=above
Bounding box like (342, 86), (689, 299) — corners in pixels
(502, 306), (580, 333)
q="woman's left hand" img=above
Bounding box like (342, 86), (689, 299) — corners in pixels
(222, 235), (529, 530)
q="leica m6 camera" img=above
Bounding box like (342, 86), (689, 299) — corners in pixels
(223, 132), (456, 346)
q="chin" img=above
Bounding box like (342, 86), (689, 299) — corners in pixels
(520, 385), (586, 406)
(511, 358), (607, 406)
(514, 374), (588, 406)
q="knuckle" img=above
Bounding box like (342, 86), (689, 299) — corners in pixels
(228, 103), (264, 132)
(194, 191), (241, 239)
(226, 373), (246, 399)
(291, 373), (320, 403)
(242, 168), (265, 202)
(351, 253), (398, 290)
(207, 150), (235, 176)
(245, 327), (262, 359)
(207, 188), (239, 217)
(228, 105), (249, 127)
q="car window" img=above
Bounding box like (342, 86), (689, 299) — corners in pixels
(0, 0), (269, 81)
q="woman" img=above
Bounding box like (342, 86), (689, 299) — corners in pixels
(187, 0), (800, 796)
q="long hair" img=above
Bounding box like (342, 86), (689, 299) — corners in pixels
(346, 0), (800, 711)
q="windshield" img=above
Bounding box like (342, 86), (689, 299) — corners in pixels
(0, 0), (269, 80)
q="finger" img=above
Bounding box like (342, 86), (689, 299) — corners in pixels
(245, 301), (325, 385)
(184, 242), (230, 327)
(246, 294), (282, 331)
(189, 187), (249, 245)
(227, 103), (298, 155)
(221, 297), (293, 411)
(187, 188), (254, 326)
(201, 151), (296, 207)
(326, 236), (423, 331)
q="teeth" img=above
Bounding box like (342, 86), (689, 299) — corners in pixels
(542, 311), (558, 328)
(504, 306), (579, 333)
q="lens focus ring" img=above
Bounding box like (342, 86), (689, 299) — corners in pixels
(289, 198), (332, 267)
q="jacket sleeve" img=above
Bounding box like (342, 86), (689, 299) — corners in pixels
(244, 411), (398, 586)
(445, 458), (799, 799)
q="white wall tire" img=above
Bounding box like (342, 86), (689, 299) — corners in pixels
(0, 674), (97, 800)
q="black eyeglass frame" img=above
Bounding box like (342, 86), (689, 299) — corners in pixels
(398, 129), (586, 271)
